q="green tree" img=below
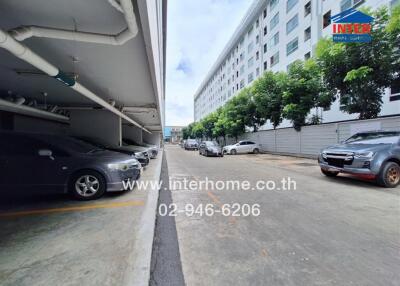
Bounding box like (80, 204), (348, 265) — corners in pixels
(192, 122), (205, 139)
(241, 88), (266, 132)
(252, 71), (287, 129)
(223, 95), (246, 141)
(315, 6), (400, 119)
(201, 112), (219, 140)
(212, 108), (228, 145)
(282, 60), (334, 130)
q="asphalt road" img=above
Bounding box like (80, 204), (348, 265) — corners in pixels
(164, 144), (400, 286)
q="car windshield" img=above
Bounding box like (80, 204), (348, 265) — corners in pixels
(345, 132), (400, 144)
(187, 139), (196, 143)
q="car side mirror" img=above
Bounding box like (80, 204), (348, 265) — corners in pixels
(38, 149), (54, 160)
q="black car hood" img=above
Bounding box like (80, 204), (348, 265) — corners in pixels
(85, 149), (133, 160)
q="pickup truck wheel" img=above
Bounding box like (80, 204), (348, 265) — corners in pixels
(378, 162), (400, 188)
(69, 170), (106, 200)
(230, 149), (237, 155)
(321, 168), (339, 177)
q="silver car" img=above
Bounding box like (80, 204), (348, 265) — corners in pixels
(318, 131), (400, 188)
(223, 141), (260, 155)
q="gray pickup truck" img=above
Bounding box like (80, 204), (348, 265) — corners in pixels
(318, 131), (400, 188)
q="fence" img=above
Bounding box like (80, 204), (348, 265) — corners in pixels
(225, 116), (400, 158)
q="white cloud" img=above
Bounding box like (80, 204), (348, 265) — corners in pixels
(165, 0), (253, 126)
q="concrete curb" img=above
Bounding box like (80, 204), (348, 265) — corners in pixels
(123, 149), (163, 286)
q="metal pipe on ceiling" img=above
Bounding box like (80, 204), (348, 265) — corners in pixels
(0, 29), (151, 133)
(0, 98), (69, 123)
(8, 0), (138, 45)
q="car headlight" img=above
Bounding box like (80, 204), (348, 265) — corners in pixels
(354, 151), (375, 159)
(322, 152), (327, 159)
(108, 163), (130, 171)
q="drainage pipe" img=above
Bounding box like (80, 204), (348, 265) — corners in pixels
(0, 29), (150, 133)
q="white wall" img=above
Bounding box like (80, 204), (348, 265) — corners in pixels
(122, 124), (143, 144)
(69, 110), (121, 146)
(143, 131), (161, 146)
(229, 116), (400, 157)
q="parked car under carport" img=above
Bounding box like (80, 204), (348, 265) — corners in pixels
(73, 136), (150, 167)
(0, 132), (142, 200)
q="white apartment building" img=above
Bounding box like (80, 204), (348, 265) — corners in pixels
(193, 0), (400, 129)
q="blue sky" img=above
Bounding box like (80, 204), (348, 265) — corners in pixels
(165, 0), (253, 126)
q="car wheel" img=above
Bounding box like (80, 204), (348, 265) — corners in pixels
(321, 168), (339, 177)
(253, 148), (259, 154)
(378, 161), (400, 188)
(69, 170), (106, 200)
(230, 149), (237, 155)
(205, 150), (209, 157)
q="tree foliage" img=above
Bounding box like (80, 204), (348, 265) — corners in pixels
(315, 6), (400, 119)
(282, 60), (335, 130)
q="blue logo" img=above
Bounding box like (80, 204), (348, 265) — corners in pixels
(331, 8), (374, 43)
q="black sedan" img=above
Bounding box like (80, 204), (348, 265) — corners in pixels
(74, 136), (150, 167)
(0, 132), (141, 200)
(199, 141), (224, 157)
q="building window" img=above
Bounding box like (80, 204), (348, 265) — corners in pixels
(256, 35), (260, 44)
(304, 51), (311, 60)
(248, 57), (254, 68)
(323, 11), (331, 29)
(240, 53), (244, 61)
(236, 71), (239, 78)
(256, 51), (260, 60)
(240, 79), (245, 89)
(286, 14), (298, 35)
(248, 73), (254, 83)
(269, 32), (279, 48)
(248, 25), (254, 36)
(248, 41), (254, 53)
(263, 43), (267, 53)
(263, 61), (267, 70)
(304, 1), (311, 17)
(264, 26), (268, 36)
(286, 37), (298, 55)
(287, 0), (298, 13)
(256, 19), (260, 28)
(270, 52), (279, 67)
(270, 0), (279, 11)
(256, 67), (260, 76)
(240, 65), (245, 75)
(270, 12), (279, 30)
(263, 8), (267, 18)
(304, 26), (311, 41)
(390, 78), (400, 101)
(340, 0), (352, 11)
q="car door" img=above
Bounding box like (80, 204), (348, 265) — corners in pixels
(247, 141), (256, 152)
(237, 141), (247, 154)
(0, 134), (45, 190)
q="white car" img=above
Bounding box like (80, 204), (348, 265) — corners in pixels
(223, 141), (260, 155)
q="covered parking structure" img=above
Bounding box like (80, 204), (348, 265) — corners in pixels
(0, 0), (165, 144)
(0, 1), (166, 285)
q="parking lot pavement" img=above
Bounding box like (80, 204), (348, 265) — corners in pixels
(165, 145), (400, 286)
(0, 151), (162, 286)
